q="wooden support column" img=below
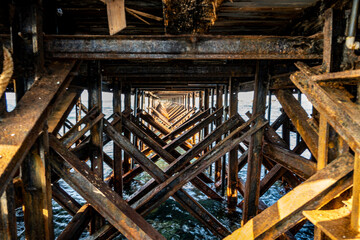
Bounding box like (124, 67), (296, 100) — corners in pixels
(323, 8), (348, 163)
(243, 61), (269, 224)
(22, 130), (54, 239)
(11, 0), (45, 101)
(113, 80), (123, 196)
(215, 85), (223, 183)
(123, 82), (132, 173)
(0, 182), (17, 240)
(88, 60), (104, 232)
(227, 78), (239, 210)
(204, 89), (210, 151)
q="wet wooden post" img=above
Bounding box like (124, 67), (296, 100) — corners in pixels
(0, 182), (17, 240)
(133, 88), (139, 153)
(187, 93), (191, 110)
(123, 82), (132, 173)
(282, 110), (290, 147)
(215, 85), (223, 183)
(204, 89), (210, 176)
(243, 61), (269, 224)
(221, 84), (229, 196)
(352, 82), (360, 231)
(88, 60), (104, 232)
(113, 79), (123, 196)
(22, 129), (54, 239)
(11, 1), (54, 238)
(227, 78), (239, 210)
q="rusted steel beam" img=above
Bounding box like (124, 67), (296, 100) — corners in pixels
(57, 204), (94, 240)
(44, 35), (323, 60)
(243, 61), (269, 223)
(103, 119), (230, 237)
(49, 135), (165, 240)
(275, 89), (319, 158)
(133, 117), (266, 217)
(224, 153), (354, 240)
(0, 60), (76, 196)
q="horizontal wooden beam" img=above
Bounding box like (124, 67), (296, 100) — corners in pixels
(101, 64), (255, 77)
(42, 35), (322, 60)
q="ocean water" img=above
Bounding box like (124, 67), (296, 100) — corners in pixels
(6, 90), (314, 240)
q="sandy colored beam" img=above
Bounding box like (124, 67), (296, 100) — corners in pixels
(0, 60), (76, 196)
(225, 153), (354, 240)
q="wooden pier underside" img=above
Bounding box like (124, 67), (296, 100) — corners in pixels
(1, 0), (360, 239)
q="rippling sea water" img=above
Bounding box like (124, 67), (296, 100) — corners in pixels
(7, 90), (314, 239)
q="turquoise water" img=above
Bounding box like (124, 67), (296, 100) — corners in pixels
(6, 91), (314, 239)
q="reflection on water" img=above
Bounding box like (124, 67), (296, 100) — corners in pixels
(6, 91), (314, 239)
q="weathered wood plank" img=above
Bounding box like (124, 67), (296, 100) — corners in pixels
(47, 88), (81, 134)
(224, 153), (354, 240)
(263, 143), (317, 180)
(22, 133), (54, 240)
(57, 204), (93, 240)
(243, 60), (268, 223)
(44, 35), (323, 60)
(291, 67), (360, 153)
(228, 78), (239, 209)
(275, 89), (319, 158)
(49, 134), (165, 240)
(0, 182), (17, 240)
(106, 0), (126, 35)
(0, 60), (76, 196)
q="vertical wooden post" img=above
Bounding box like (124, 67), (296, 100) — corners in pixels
(88, 60), (104, 232)
(113, 79), (123, 197)
(22, 129), (54, 239)
(222, 84), (229, 196)
(0, 182), (17, 240)
(243, 61), (268, 224)
(282, 113), (290, 147)
(11, 0), (44, 101)
(317, 115), (329, 170)
(123, 82), (132, 173)
(351, 152), (360, 232)
(215, 85), (223, 183)
(227, 78), (239, 210)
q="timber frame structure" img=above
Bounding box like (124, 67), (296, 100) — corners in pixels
(1, 0), (360, 239)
